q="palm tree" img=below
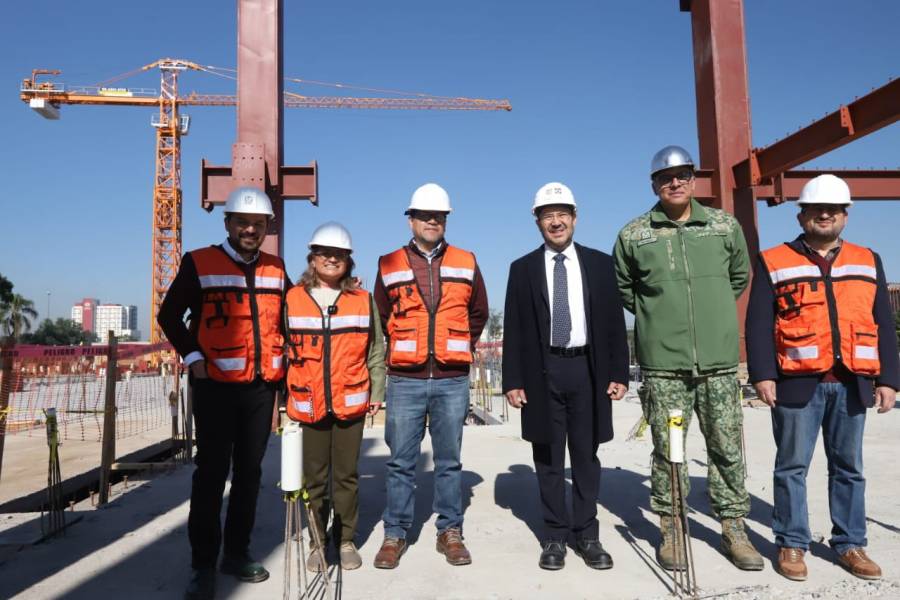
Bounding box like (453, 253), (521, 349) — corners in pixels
(0, 294), (39, 342)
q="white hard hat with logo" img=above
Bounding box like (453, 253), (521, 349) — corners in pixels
(224, 186), (275, 218)
(406, 183), (452, 214)
(797, 174), (853, 206)
(308, 222), (353, 252)
(532, 182), (576, 215)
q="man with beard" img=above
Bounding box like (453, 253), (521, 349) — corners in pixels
(158, 187), (289, 599)
(614, 146), (763, 572)
(372, 183), (488, 569)
(503, 182), (629, 570)
(746, 174), (899, 582)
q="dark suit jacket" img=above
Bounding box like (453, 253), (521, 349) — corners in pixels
(746, 239), (900, 407)
(502, 243), (630, 445)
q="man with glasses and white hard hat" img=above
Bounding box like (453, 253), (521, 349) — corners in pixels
(158, 187), (289, 599)
(614, 146), (764, 573)
(372, 183), (488, 569)
(503, 182), (629, 570)
(746, 174), (899, 582)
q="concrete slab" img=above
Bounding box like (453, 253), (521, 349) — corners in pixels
(2, 393), (899, 599)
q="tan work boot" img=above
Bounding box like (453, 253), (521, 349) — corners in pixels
(339, 541), (362, 570)
(721, 518), (764, 571)
(306, 543), (327, 573)
(777, 547), (808, 581)
(839, 548), (882, 580)
(657, 515), (686, 571)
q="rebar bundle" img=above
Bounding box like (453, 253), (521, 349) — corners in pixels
(41, 408), (66, 538)
(667, 409), (698, 599)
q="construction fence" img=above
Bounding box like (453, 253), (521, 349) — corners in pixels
(0, 338), (187, 514)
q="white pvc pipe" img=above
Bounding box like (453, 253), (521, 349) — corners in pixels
(281, 420), (302, 492)
(667, 408), (684, 464)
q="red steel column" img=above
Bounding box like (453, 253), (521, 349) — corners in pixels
(686, 0), (758, 354)
(236, 0), (285, 257)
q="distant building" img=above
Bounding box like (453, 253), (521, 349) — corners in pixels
(95, 304), (140, 341)
(71, 298), (99, 334)
(889, 283), (900, 314)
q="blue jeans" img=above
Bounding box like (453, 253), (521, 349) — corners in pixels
(771, 382), (867, 554)
(382, 375), (469, 539)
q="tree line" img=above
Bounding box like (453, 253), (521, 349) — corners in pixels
(0, 274), (97, 346)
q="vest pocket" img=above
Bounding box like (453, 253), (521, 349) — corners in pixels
(340, 378), (370, 419)
(444, 328), (473, 363)
(287, 385), (314, 422)
(777, 325), (821, 371)
(389, 327), (419, 366)
(849, 323), (879, 375)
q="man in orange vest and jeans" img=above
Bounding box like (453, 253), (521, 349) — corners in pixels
(746, 174), (899, 582)
(372, 183), (488, 569)
(158, 187), (289, 600)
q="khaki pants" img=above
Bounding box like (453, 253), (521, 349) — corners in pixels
(302, 414), (365, 543)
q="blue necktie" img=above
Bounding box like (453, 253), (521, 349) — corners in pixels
(551, 253), (571, 347)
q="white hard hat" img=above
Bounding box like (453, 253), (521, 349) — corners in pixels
(308, 221), (353, 252)
(224, 187), (275, 218)
(406, 183), (452, 214)
(650, 145), (694, 177)
(797, 174), (852, 206)
(532, 182), (576, 215)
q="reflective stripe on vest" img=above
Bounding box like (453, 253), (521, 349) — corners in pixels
(190, 245), (286, 384)
(760, 241), (880, 377)
(284, 287), (372, 423)
(378, 245), (475, 368)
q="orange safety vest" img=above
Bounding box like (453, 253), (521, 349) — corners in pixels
(191, 246), (286, 383)
(378, 245), (476, 368)
(760, 241), (880, 376)
(284, 287), (372, 423)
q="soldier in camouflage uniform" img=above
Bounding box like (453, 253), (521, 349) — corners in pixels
(613, 145), (763, 572)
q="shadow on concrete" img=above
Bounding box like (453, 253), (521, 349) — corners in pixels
(354, 444), (483, 549)
(599, 467), (778, 564)
(0, 434), (299, 599)
(0, 469), (192, 599)
(493, 463), (546, 543)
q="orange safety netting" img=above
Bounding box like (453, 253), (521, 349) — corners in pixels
(0, 342), (180, 442)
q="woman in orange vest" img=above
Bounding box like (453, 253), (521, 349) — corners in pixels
(284, 222), (385, 572)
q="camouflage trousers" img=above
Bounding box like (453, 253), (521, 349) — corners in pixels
(639, 373), (750, 519)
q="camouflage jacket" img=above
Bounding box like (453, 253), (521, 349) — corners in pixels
(613, 198), (749, 374)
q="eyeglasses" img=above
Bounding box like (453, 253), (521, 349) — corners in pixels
(410, 211), (447, 224)
(538, 210), (574, 223)
(801, 204), (847, 215)
(653, 170), (695, 189)
(311, 248), (351, 260)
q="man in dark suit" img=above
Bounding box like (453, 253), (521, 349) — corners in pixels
(502, 182), (629, 570)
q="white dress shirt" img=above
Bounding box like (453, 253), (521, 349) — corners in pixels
(544, 242), (587, 348)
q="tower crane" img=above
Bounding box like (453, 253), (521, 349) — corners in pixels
(20, 59), (512, 343)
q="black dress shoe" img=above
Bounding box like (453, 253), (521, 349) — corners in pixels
(220, 554), (270, 583)
(575, 538), (613, 570)
(539, 541), (566, 570)
(184, 567), (215, 600)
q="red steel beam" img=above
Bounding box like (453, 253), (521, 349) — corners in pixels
(200, 0), (317, 258)
(684, 0), (757, 357)
(734, 78), (900, 188)
(694, 169), (900, 203)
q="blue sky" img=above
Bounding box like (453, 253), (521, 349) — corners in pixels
(2, 1), (899, 338)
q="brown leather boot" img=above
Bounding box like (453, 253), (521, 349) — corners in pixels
(839, 548), (882, 580)
(373, 537), (407, 569)
(436, 528), (472, 566)
(776, 547), (807, 581)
